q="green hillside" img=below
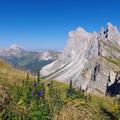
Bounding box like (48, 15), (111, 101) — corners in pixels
(0, 60), (34, 86)
(0, 60), (120, 120)
(0, 60), (34, 112)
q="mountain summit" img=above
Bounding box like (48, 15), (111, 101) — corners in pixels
(9, 44), (23, 50)
(41, 23), (120, 95)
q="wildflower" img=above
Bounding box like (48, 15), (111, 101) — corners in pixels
(37, 91), (43, 97)
(33, 81), (38, 87)
(32, 91), (35, 96)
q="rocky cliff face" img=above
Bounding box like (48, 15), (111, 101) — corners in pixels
(41, 23), (120, 95)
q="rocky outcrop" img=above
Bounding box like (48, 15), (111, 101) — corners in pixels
(41, 23), (120, 95)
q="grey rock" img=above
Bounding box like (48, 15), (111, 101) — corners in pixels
(41, 23), (120, 95)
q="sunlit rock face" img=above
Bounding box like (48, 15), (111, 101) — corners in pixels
(41, 23), (120, 95)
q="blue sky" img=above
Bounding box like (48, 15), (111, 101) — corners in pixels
(0, 0), (120, 50)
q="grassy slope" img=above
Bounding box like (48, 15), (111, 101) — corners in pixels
(52, 42), (120, 120)
(0, 60), (34, 112)
(52, 82), (115, 120)
(0, 60), (33, 87)
(0, 60), (117, 120)
(41, 80), (115, 120)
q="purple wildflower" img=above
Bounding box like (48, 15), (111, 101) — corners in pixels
(33, 81), (38, 87)
(37, 91), (43, 97)
(32, 91), (35, 96)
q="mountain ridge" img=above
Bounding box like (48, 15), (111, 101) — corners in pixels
(0, 45), (61, 74)
(41, 22), (120, 95)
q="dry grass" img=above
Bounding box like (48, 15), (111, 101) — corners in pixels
(54, 99), (110, 120)
(0, 60), (34, 112)
(0, 60), (34, 87)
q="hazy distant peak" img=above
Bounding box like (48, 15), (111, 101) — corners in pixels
(9, 44), (21, 49)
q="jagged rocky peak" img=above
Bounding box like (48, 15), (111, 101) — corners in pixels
(100, 26), (104, 32)
(41, 22), (120, 95)
(99, 22), (118, 35)
(99, 27), (104, 36)
(99, 23), (120, 45)
(68, 27), (92, 40)
(107, 22), (118, 32)
(62, 27), (98, 61)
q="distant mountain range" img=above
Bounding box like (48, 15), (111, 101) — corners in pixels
(0, 44), (61, 74)
(41, 23), (120, 95)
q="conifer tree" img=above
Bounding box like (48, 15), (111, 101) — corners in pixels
(69, 80), (73, 90)
(88, 93), (91, 101)
(37, 69), (40, 83)
(42, 83), (45, 100)
(48, 80), (54, 98)
(50, 80), (53, 88)
(79, 85), (82, 92)
(26, 73), (30, 80)
(68, 80), (73, 95)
